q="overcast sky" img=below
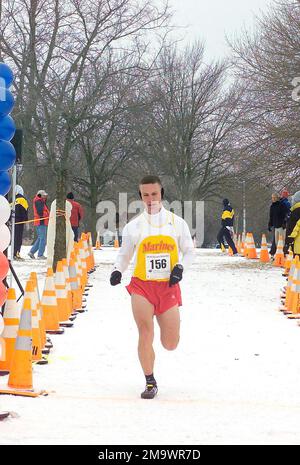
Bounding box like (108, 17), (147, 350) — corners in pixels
(167, 0), (273, 61)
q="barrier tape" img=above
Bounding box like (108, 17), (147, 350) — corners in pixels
(14, 211), (66, 225)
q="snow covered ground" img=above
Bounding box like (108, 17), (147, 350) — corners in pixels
(1, 246), (300, 445)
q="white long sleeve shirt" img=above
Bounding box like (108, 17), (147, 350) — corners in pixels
(113, 206), (195, 280)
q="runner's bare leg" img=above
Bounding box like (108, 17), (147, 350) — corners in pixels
(131, 294), (155, 375)
(156, 306), (180, 351)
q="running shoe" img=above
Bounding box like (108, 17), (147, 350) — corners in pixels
(141, 383), (158, 399)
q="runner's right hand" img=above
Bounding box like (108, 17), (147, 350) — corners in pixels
(110, 270), (122, 286)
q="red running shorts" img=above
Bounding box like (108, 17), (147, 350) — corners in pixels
(126, 277), (182, 316)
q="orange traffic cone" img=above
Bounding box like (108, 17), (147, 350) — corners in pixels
(243, 233), (250, 257)
(95, 231), (102, 250)
(80, 236), (88, 271)
(86, 232), (96, 270)
(240, 233), (245, 256)
(0, 288), (21, 374)
(62, 258), (73, 317)
(83, 236), (92, 272)
(29, 272), (47, 351)
(24, 280), (46, 365)
(0, 297), (47, 397)
(41, 268), (64, 334)
(290, 261), (300, 316)
(55, 261), (73, 327)
(88, 234), (94, 271)
(274, 235), (285, 267)
(78, 241), (90, 299)
(281, 257), (297, 313)
(74, 250), (88, 307)
(68, 257), (84, 312)
(114, 232), (119, 248)
(78, 241), (88, 288)
(83, 233), (93, 271)
(89, 233), (96, 271)
(73, 249), (84, 294)
(85, 233), (93, 269)
(259, 234), (270, 263)
(283, 249), (294, 277)
(247, 233), (258, 259)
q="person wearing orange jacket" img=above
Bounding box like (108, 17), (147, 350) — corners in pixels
(28, 189), (49, 260)
(66, 192), (84, 242)
(13, 185), (29, 260)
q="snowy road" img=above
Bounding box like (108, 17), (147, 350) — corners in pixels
(1, 248), (300, 445)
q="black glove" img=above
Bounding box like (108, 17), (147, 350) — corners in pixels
(169, 264), (183, 287)
(110, 270), (122, 286)
(286, 237), (294, 246)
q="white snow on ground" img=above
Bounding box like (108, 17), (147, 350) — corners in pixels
(1, 246), (300, 445)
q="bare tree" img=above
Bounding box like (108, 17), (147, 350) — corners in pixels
(68, 46), (162, 238)
(128, 42), (244, 206)
(0, 0), (171, 266)
(229, 0), (300, 192)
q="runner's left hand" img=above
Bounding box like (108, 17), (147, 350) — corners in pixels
(169, 264), (183, 287)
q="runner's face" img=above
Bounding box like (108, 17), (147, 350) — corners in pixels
(139, 183), (162, 214)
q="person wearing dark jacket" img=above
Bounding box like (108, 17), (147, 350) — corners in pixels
(66, 192), (84, 242)
(268, 193), (286, 257)
(280, 189), (291, 254)
(285, 191), (300, 257)
(28, 189), (49, 259)
(217, 199), (238, 255)
(280, 189), (291, 224)
(13, 185), (29, 260)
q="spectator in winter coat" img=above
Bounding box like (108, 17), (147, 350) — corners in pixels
(280, 189), (291, 254)
(66, 192), (84, 242)
(13, 185), (29, 260)
(285, 191), (300, 257)
(217, 198), (238, 255)
(268, 193), (286, 257)
(28, 189), (49, 259)
(280, 189), (291, 224)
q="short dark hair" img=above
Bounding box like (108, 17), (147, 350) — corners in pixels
(139, 175), (162, 186)
(66, 192), (74, 199)
(139, 175), (164, 199)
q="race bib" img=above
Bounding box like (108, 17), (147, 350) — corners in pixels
(133, 234), (179, 281)
(146, 253), (171, 280)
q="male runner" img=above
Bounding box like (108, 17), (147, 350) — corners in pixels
(110, 175), (194, 399)
(217, 198), (238, 255)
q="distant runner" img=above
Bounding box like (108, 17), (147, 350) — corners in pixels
(217, 198), (238, 255)
(110, 175), (194, 399)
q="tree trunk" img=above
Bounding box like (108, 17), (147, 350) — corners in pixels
(89, 184), (98, 244)
(53, 169), (67, 270)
